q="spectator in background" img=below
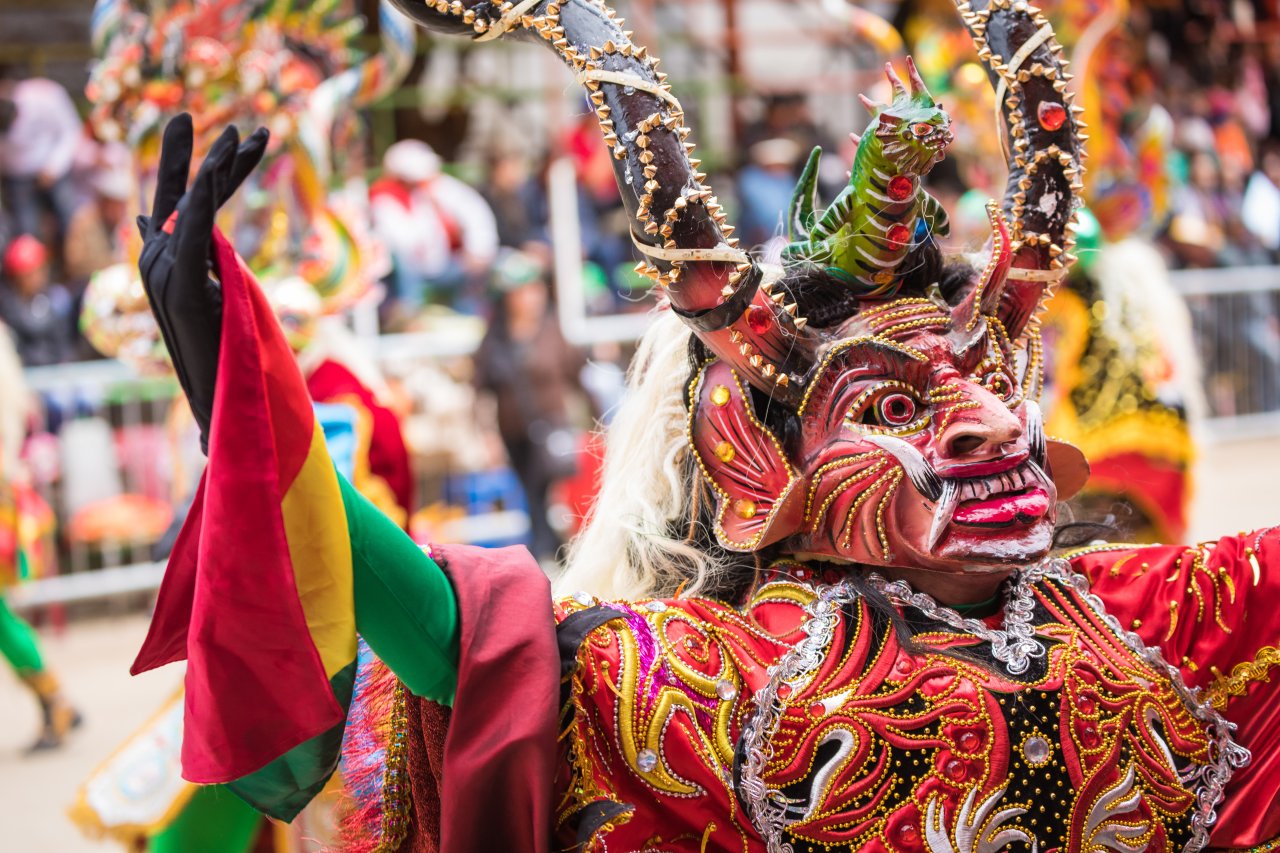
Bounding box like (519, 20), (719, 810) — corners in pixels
(0, 235), (73, 367)
(0, 71), (84, 242)
(64, 167), (132, 286)
(473, 249), (588, 562)
(741, 94), (829, 173)
(1243, 142), (1280, 254)
(370, 139), (497, 321)
(1166, 150), (1232, 268)
(737, 137), (801, 251)
(482, 151), (548, 254)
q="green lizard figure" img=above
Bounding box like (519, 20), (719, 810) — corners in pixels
(782, 57), (953, 296)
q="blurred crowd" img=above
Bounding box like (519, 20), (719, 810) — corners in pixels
(3, 10), (1280, 371)
(1148, 13), (1280, 269)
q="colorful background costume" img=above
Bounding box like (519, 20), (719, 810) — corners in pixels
(0, 320), (77, 752)
(122, 0), (1280, 851)
(71, 2), (416, 849)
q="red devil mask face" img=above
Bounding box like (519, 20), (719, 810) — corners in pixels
(791, 302), (1057, 570)
(689, 223), (1088, 573)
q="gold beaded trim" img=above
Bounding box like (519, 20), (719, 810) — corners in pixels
(1204, 645), (1280, 711)
(374, 680), (411, 852)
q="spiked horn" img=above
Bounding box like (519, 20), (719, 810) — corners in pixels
(954, 0), (1085, 392)
(387, 0), (819, 403)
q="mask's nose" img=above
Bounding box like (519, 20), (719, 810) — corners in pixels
(938, 383), (1023, 462)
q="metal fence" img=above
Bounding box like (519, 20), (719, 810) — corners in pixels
(1170, 265), (1280, 439)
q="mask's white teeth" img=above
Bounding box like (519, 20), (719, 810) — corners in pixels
(927, 479), (961, 553)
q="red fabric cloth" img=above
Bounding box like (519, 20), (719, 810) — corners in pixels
(305, 359), (414, 520)
(1087, 450), (1188, 542)
(406, 543), (559, 853)
(131, 229), (344, 783)
(1072, 527), (1280, 847)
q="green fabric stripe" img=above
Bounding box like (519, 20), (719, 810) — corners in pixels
(338, 470), (459, 705)
(226, 660), (357, 822)
(0, 593), (43, 674)
(149, 785), (263, 853)
(224, 468), (461, 822)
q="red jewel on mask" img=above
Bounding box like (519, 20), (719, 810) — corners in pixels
(1038, 101), (1067, 131)
(1079, 722), (1102, 749)
(958, 730), (982, 751)
(878, 392), (917, 426)
(887, 174), (915, 201)
(886, 223), (912, 248)
(745, 305), (772, 334)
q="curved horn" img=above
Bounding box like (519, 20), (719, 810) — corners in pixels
(955, 0), (1085, 388)
(386, 0), (818, 403)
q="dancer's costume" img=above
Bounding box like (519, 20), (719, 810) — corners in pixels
(127, 0), (1280, 850)
(72, 2), (414, 848)
(0, 322), (76, 751)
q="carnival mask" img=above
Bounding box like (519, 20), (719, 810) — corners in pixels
(389, 0), (1089, 572)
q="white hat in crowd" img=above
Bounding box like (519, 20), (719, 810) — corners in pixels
(92, 168), (134, 202)
(383, 139), (442, 183)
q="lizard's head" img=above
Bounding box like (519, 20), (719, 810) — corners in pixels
(861, 58), (954, 175)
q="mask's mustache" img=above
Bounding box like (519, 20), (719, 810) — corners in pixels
(866, 402), (1051, 553)
(865, 435), (942, 501)
(1024, 400), (1047, 468)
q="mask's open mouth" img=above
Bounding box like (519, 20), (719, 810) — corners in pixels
(951, 462), (1051, 528)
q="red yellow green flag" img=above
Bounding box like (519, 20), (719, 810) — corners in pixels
(132, 229), (356, 819)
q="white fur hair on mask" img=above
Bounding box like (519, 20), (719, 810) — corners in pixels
(555, 310), (739, 601)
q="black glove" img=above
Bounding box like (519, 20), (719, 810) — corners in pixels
(137, 115), (269, 452)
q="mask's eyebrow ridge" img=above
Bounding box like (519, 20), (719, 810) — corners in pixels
(797, 336), (931, 418)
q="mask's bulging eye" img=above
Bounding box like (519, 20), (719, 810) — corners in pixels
(982, 369), (1020, 405)
(848, 382), (930, 435)
(911, 122), (935, 138)
(878, 393), (918, 427)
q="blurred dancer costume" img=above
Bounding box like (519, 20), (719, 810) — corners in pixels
(127, 1), (1280, 851)
(0, 321), (78, 751)
(474, 249), (587, 560)
(1036, 0), (1198, 543)
(71, 2), (415, 849)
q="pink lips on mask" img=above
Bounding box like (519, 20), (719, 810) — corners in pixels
(952, 487), (1050, 526)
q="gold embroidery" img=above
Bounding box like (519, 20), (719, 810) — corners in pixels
(1204, 645), (1280, 710)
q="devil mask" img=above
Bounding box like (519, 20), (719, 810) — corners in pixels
(390, 0), (1090, 573)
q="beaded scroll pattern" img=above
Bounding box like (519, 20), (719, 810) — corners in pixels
(553, 562), (1245, 852)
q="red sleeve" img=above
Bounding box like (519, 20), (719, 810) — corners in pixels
(1070, 526), (1280, 847)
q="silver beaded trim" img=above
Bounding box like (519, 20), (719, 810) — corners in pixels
(864, 560), (1048, 676)
(737, 558), (1250, 853)
(738, 581), (857, 853)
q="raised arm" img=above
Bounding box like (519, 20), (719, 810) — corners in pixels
(131, 115), (460, 820)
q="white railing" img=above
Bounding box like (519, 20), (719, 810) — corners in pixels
(1169, 265), (1280, 440)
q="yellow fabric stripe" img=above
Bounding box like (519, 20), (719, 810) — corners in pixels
(281, 423), (357, 679)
